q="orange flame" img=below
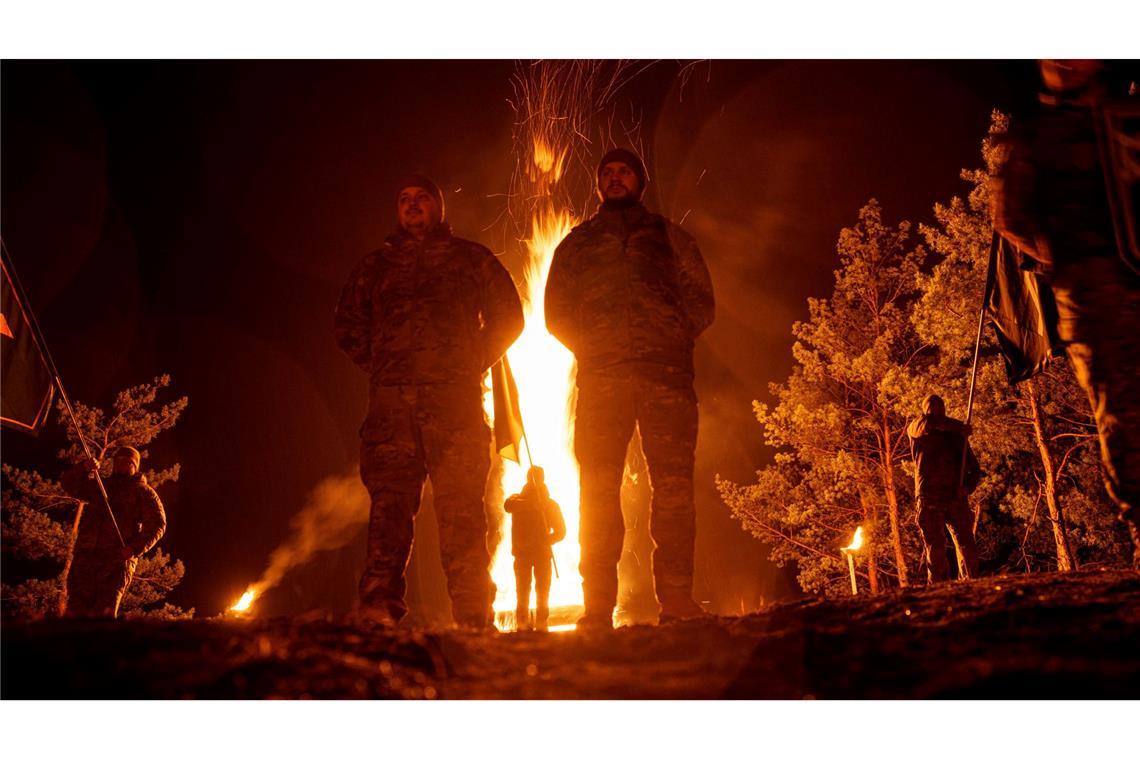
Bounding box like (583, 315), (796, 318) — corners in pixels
(230, 588), (256, 613)
(486, 182), (580, 632)
(842, 526), (865, 553)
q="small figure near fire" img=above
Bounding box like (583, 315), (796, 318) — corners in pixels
(60, 446), (166, 618)
(907, 394), (981, 583)
(545, 148), (715, 629)
(504, 466), (566, 631)
(335, 174), (524, 629)
(991, 60), (1140, 567)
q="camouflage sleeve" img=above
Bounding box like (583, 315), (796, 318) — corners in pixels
(906, 416), (927, 440)
(333, 255), (375, 372)
(546, 499), (566, 545)
(477, 246), (524, 372)
(544, 236), (580, 351)
(668, 223), (715, 336)
(504, 494), (522, 514)
(131, 486), (167, 556)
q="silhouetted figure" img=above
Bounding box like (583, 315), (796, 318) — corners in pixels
(60, 446), (166, 618)
(335, 175), (524, 628)
(991, 60), (1140, 567)
(908, 395), (981, 583)
(546, 148), (715, 628)
(504, 467), (566, 631)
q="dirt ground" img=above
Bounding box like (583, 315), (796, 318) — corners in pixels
(3, 568), (1138, 699)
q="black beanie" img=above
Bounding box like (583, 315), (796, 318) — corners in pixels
(395, 174), (445, 218)
(596, 148), (647, 200)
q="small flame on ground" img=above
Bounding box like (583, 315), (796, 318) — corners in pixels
(842, 526), (865, 553)
(230, 588), (256, 613)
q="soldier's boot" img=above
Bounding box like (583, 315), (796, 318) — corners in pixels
(535, 605), (549, 632)
(515, 606), (532, 632)
(658, 596), (707, 624)
(577, 582), (617, 631)
(577, 513), (621, 631)
(348, 605), (400, 631)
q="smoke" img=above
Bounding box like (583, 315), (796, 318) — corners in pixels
(247, 471), (369, 598)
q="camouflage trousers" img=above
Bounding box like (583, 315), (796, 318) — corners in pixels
(575, 365), (699, 621)
(62, 551), (136, 618)
(916, 497), (978, 583)
(358, 382), (495, 627)
(514, 553), (553, 628)
(1054, 255), (1140, 555)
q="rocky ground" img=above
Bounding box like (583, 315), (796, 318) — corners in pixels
(4, 568), (1138, 699)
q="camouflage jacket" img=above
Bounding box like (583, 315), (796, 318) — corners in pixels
(61, 466), (167, 558)
(991, 95), (1118, 272)
(544, 203), (715, 376)
(907, 414), (980, 501)
(504, 483), (566, 558)
(335, 223), (524, 386)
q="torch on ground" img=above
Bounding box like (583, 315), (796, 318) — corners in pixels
(841, 526), (866, 596)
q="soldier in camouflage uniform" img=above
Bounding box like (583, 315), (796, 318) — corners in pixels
(907, 395), (981, 583)
(545, 148), (715, 628)
(991, 61), (1140, 566)
(335, 174), (524, 627)
(60, 446), (167, 618)
(504, 466), (566, 631)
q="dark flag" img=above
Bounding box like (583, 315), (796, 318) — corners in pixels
(1, 258), (55, 433)
(491, 355), (527, 464)
(986, 236), (1064, 383)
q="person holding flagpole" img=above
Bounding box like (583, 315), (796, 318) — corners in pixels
(60, 447), (166, 618)
(503, 466), (566, 632)
(991, 60), (1140, 567)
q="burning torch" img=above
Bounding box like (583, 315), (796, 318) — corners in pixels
(840, 526), (865, 596)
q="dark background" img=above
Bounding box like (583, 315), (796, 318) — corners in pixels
(1, 60), (1040, 616)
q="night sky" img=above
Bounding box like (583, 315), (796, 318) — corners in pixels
(1, 60), (1041, 616)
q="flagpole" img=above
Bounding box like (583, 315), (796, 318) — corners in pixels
(1, 241), (127, 548)
(964, 230), (1000, 533)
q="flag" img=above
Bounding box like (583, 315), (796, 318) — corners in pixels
(1, 258), (55, 433)
(491, 355), (526, 464)
(986, 236), (1064, 383)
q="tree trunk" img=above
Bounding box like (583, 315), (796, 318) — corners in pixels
(881, 415), (910, 588)
(859, 490), (880, 594)
(1025, 378), (1076, 572)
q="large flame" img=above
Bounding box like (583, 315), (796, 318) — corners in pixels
(486, 61), (645, 631)
(487, 200), (581, 630)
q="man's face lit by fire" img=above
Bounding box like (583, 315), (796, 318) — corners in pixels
(111, 454), (138, 477)
(397, 186), (442, 238)
(599, 161), (641, 202)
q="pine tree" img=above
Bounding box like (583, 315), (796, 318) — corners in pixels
(719, 201), (927, 593)
(720, 114), (1131, 597)
(1, 375), (192, 620)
